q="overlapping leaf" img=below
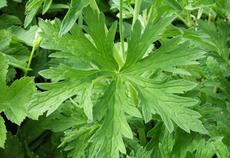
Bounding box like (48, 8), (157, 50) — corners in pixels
(0, 55), (36, 125)
(0, 35), (36, 148)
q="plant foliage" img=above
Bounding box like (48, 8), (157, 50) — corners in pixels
(0, 0), (230, 158)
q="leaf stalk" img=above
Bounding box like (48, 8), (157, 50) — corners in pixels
(119, 0), (125, 58)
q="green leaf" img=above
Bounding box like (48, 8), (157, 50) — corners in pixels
(0, 30), (11, 51)
(60, 125), (98, 158)
(0, 54), (8, 89)
(83, 7), (119, 70)
(24, 0), (43, 27)
(10, 26), (38, 46)
(0, 30), (30, 71)
(0, 0), (7, 8)
(89, 79), (133, 158)
(24, 0), (53, 27)
(123, 14), (175, 69)
(0, 134), (25, 158)
(57, 79), (135, 158)
(81, 83), (93, 122)
(130, 147), (153, 158)
(39, 19), (107, 70)
(159, 127), (175, 158)
(32, 3), (211, 157)
(42, 0), (52, 14)
(42, 102), (88, 132)
(3, 77), (36, 125)
(195, 137), (230, 158)
(0, 117), (6, 148)
(0, 55), (36, 125)
(0, 14), (22, 29)
(59, 0), (90, 35)
(124, 38), (206, 74)
(29, 81), (88, 119)
(164, 0), (182, 11)
(128, 77), (207, 134)
(170, 130), (230, 158)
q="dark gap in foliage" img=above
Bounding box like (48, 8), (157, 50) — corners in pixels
(216, 87), (221, 94)
(1, 113), (18, 135)
(1, 0), (25, 21)
(225, 76), (230, 82)
(114, 31), (120, 42)
(198, 14), (209, 21)
(70, 95), (79, 105)
(71, 95), (77, 99)
(30, 131), (64, 158)
(104, 10), (117, 22)
(38, 0), (70, 21)
(196, 77), (203, 82)
(172, 19), (186, 27)
(125, 18), (133, 26)
(154, 40), (161, 49)
(38, 11), (67, 21)
(35, 77), (51, 85)
(14, 68), (24, 80)
(146, 120), (155, 130)
(29, 130), (52, 151)
(145, 120), (155, 142)
(213, 154), (217, 158)
(29, 50), (50, 77)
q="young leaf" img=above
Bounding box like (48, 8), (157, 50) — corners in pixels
(59, 0), (90, 35)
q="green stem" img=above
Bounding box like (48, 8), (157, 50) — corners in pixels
(25, 45), (36, 76)
(90, 0), (100, 13)
(78, 13), (83, 30)
(25, 35), (42, 76)
(119, 0), (125, 58)
(197, 8), (203, 20)
(138, 128), (146, 145)
(49, 4), (69, 10)
(147, 4), (154, 23)
(208, 11), (212, 23)
(132, 0), (142, 28)
(176, 13), (190, 27)
(186, 10), (192, 27)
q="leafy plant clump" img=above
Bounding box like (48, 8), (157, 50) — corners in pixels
(0, 0), (230, 158)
